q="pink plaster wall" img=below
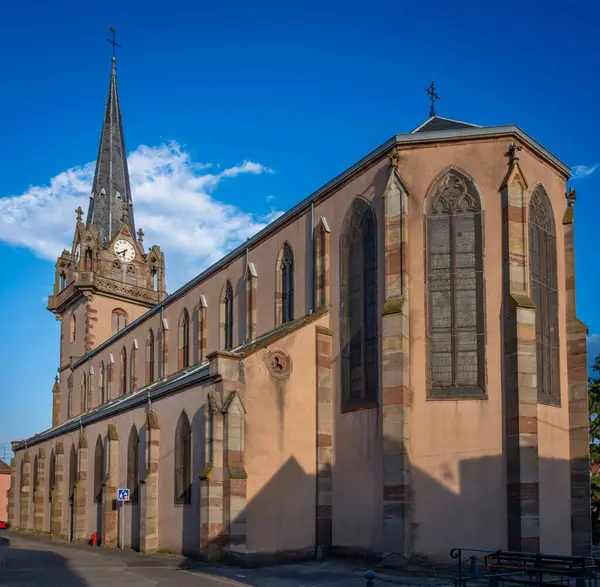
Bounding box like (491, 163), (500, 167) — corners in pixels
(0, 471), (9, 521)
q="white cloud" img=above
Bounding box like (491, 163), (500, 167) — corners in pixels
(0, 142), (283, 290)
(265, 194), (275, 202)
(571, 164), (598, 180)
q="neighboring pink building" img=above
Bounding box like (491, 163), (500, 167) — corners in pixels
(0, 460), (10, 522)
(7, 54), (591, 561)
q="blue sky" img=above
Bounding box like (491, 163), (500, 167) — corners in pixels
(1, 0), (599, 456)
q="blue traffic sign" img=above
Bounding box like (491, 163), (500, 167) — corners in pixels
(117, 488), (130, 502)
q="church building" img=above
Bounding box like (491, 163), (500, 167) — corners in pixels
(7, 56), (591, 561)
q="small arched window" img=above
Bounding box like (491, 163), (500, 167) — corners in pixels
(222, 281), (234, 350)
(98, 362), (105, 405)
(281, 243), (295, 324)
(179, 309), (190, 370)
(146, 330), (155, 384)
(120, 347), (127, 396)
(340, 198), (378, 407)
(70, 314), (76, 343)
(112, 309), (128, 334)
(174, 412), (192, 504)
(59, 272), (67, 291)
(94, 436), (104, 503)
(127, 426), (139, 504)
(529, 185), (560, 403)
(426, 170), (485, 397)
(125, 265), (137, 285)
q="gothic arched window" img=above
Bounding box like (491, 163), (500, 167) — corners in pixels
(222, 281), (234, 351)
(146, 330), (155, 383)
(174, 411), (192, 504)
(179, 309), (190, 370)
(112, 309), (128, 334)
(120, 347), (127, 396)
(127, 426), (139, 504)
(125, 265), (137, 285)
(280, 244), (295, 324)
(529, 185), (560, 403)
(59, 272), (67, 291)
(110, 261), (122, 281)
(94, 436), (104, 503)
(340, 198), (378, 407)
(426, 170), (485, 397)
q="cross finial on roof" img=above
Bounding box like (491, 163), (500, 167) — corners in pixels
(107, 27), (121, 62)
(566, 186), (576, 207)
(75, 206), (84, 223)
(137, 228), (144, 243)
(505, 142), (522, 164)
(425, 79), (440, 118)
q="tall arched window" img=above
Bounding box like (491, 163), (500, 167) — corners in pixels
(120, 347), (127, 396)
(59, 272), (67, 291)
(94, 436), (104, 503)
(69, 445), (77, 504)
(48, 450), (56, 502)
(174, 412), (192, 504)
(222, 281), (234, 351)
(70, 314), (76, 342)
(340, 198), (378, 407)
(529, 185), (560, 403)
(426, 170), (485, 397)
(281, 243), (295, 324)
(98, 362), (105, 405)
(146, 330), (155, 383)
(112, 309), (128, 334)
(67, 387), (73, 418)
(127, 426), (139, 504)
(179, 309), (190, 370)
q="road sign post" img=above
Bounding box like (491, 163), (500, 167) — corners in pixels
(117, 489), (130, 549)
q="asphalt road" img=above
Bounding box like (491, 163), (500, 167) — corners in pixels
(0, 531), (386, 587)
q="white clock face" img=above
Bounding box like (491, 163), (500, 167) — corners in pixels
(74, 244), (81, 264)
(114, 239), (136, 263)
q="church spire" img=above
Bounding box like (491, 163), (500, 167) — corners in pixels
(86, 45), (135, 246)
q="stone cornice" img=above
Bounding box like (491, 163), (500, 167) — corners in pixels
(48, 271), (158, 313)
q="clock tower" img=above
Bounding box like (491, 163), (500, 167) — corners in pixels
(47, 55), (167, 425)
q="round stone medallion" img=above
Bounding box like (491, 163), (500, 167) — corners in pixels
(267, 350), (292, 380)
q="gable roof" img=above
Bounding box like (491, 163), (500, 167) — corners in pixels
(411, 115), (482, 134)
(0, 460), (11, 474)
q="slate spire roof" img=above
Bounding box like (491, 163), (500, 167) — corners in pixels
(86, 57), (135, 246)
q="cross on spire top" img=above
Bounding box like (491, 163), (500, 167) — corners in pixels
(107, 27), (121, 61)
(566, 186), (576, 207)
(425, 79), (440, 118)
